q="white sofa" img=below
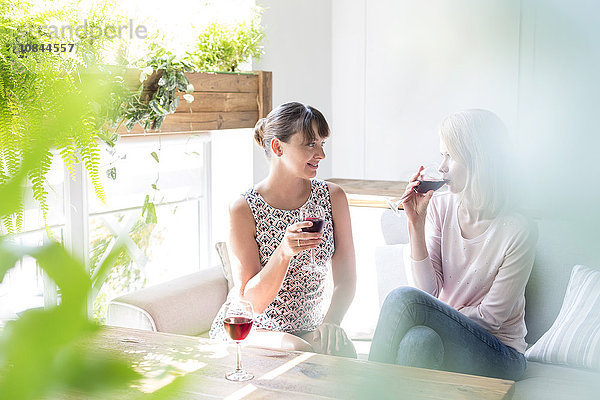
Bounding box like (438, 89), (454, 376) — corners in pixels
(107, 243), (313, 351)
(375, 210), (600, 400)
(107, 210), (600, 398)
(107, 265), (228, 337)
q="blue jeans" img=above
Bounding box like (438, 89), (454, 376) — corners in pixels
(368, 287), (526, 381)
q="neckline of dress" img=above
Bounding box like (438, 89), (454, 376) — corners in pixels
(253, 179), (315, 211)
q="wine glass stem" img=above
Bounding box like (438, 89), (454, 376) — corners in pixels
(236, 342), (242, 371)
(310, 248), (316, 265)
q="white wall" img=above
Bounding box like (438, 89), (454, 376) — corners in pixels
(515, 0), (600, 260)
(254, 0), (600, 258)
(332, 0), (521, 181)
(211, 129), (254, 247)
(255, 1), (599, 189)
(331, 0), (366, 179)
(253, 0), (333, 183)
(330, 0), (600, 259)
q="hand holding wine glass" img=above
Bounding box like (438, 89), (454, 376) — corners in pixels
(414, 165), (448, 193)
(400, 165), (446, 225)
(388, 165), (448, 214)
(299, 202), (325, 270)
(223, 299), (254, 382)
(280, 220), (322, 259)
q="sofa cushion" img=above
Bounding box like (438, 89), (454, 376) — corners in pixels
(380, 209), (408, 245)
(215, 241), (234, 290)
(375, 243), (410, 307)
(525, 265), (600, 370)
(513, 361), (600, 400)
(524, 218), (574, 345)
(107, 266), (228, 336)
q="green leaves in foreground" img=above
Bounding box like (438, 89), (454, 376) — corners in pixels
(0, 148), (157, 398)
(0, 241), (139, 400)
(0, 143), (181, 398)
(0, 22), (111, 233)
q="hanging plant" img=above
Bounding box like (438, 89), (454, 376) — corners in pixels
(0, 0), (134, 234)
(118, 46), (195, 132)
(1, 43), (100, 233)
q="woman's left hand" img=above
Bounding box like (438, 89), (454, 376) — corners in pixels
(303, 322), (356, 357)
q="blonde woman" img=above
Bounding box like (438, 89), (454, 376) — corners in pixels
(369, 109), (537, 380)
(210, 102), (357, 357)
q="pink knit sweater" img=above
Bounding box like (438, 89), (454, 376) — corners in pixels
(408, 193), (537, 353)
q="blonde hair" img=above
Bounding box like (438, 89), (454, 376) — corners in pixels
(439, 109), (509, 217)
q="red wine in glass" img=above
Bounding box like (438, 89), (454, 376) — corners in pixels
(223, 300), (254, 382)
(301, 217), (324, 233)
(415, 180), (448, 193)
(299, 203), (325, 271)
(388, 167), (448, 213)
(224, 316), (253, 341)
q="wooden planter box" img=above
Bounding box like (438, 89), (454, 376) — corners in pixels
(118, 70), (272, 135)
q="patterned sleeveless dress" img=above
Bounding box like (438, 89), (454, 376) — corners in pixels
(209, 179), (335, 339)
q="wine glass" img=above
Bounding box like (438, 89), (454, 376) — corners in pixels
(223, 299), (254, 382)
(387, 165), (448, 214)
(299, 202), (325, 270)
(414, 165), (448, 194)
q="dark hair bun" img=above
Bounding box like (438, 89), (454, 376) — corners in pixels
(254, 118), (267, 148)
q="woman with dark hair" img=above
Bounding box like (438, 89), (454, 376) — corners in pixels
(210, 102), (357, 357)
(369, 109), (538, 380)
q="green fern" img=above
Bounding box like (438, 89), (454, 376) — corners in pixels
(0, 0), (127, 232)
(58, 143), (78, 180)
(27, 149), (52, 220)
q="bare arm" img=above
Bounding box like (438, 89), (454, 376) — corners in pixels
(323, 183), (356, 325)
(228, 197), (321, 313)
(307, 183), (357, 356)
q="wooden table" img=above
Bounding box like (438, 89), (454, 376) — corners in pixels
(326, 178), (408, 209)
(80, 327), (514, 399)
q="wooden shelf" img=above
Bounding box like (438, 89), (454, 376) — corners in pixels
(118, 70), (272, 135)
(326, 178), (408, 209)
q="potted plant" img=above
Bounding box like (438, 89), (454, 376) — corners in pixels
(116, 14), (272, 135)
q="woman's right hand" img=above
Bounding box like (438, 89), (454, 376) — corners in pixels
(280, 221), (322, 259)
(402, 166), (434, 227)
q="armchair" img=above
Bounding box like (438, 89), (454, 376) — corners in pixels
(107, 242), (313, 352)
